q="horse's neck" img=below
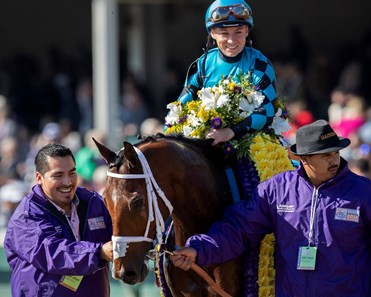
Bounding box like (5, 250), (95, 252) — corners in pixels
(155, 139), (228, 246)
(169, 187), (226, 247)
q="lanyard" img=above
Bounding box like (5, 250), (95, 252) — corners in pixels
(308, 187), (319, 246)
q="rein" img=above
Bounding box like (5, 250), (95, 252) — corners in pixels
(107, 146), (173, 260)
(155, 248), (232, 297)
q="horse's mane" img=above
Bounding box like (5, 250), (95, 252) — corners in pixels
(138, 133), (226, 168)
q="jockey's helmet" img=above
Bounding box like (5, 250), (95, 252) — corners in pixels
(205, 0), (254, 33)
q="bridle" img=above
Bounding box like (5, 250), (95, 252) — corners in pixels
(106, 146), (173, 261)
(106, 144), (233, 297)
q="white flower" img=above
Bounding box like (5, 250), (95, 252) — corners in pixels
(182, 125), (193, 137)
(165, 102), (182, 125)
(246, 91), (265, 108)
(270, 108), (292, 135)
(187, 110), (202, 127)
(239, 98), (255, 119)
(215, 93), (229, 108)
(199, 88), (229, 111)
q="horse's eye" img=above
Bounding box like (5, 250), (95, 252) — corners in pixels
(132, 197), (144, 209)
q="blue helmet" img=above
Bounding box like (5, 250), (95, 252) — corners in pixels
(205, 0), (254, 33)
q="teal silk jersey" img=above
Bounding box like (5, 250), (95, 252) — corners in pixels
(178, 46), (276, 137)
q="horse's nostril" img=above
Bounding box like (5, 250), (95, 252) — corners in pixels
(123, 271), (138, 284)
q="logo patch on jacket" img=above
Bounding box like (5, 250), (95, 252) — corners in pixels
(277, 204), (295, 213)
(88, 216), (106, 230)
(334, 207), (359, 223)
(55, 225), (63, 233)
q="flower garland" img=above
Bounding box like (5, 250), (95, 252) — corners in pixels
(154, 244), (172, 297)
(249, 133), (295, 297)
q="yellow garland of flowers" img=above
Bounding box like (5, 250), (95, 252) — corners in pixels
(249, 132), (295, 297)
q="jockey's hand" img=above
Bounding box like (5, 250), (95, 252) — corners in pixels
(170, 247), (197, 271)
(101, 241), (113, 262)
(206, 128), (234, 145)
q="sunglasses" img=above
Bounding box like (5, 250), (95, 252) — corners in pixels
(209, 4), (252, 23)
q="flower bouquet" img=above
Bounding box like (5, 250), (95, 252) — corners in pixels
(165, 71), (291, 159)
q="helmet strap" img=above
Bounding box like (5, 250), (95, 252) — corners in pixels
(200, 35), (214, 83)
(246, 36), (253, 48)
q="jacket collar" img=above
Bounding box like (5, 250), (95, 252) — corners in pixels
(28, 185), (91, 239)
(218, 48), (244, 63)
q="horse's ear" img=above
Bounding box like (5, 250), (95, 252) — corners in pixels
(123, 141), (140, 168)
(92, 137), (117, 164)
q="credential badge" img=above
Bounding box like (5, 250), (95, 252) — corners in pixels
(335, 207), (359, 223)
(88, 216), (106, 230)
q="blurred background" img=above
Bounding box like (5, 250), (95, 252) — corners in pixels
(0, 0), (371, 296)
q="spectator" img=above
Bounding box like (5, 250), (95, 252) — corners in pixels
(283, 99), (314, 144)
(328, 88), (365, 138)
(0, 180), (28, 229)
(140, 117), (164, 136)
(92, 165), (107, 195)
(75, 129), (106, 187)
(0, 95), (17, 141)
(0, 136), (24, 184)
(348, 158), (370, 178)
(358, 106), (371, 144)
(119, 73), (149, 127)
(76, 78), (94, 136)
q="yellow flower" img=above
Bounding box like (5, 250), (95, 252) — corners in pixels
(197, 107), (211, 123)
(187, 100), (200, 111)
(248, 134), (294, 297)
(228, 81), (236, 91)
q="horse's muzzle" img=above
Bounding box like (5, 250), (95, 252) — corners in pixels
(113, 259), (149, 285)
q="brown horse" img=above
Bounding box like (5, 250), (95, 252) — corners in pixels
(94, 134), (244, 296)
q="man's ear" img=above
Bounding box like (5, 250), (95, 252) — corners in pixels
(35, 171), (43, 185)
(300, 156), (308, 165)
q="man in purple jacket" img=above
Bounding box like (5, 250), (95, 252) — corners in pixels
(171, 119), (371, 296)
(4, 143), (113, 297)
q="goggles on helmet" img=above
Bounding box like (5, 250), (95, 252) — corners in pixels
(208, 4), (251, 23)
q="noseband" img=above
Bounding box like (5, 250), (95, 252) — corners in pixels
(107, 146), (173, 260)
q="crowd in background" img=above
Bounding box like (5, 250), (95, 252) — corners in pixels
(0, 24), (370, 229)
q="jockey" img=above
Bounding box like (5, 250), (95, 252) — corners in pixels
(177, 0), (277, 145)
(170, 1), (281, 296)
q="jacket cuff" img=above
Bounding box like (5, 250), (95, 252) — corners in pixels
(97, 244), (107, 268)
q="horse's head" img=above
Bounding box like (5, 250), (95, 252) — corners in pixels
(94, 138), (173, 284)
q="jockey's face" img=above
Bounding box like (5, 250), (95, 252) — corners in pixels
(210, 25), (249, 57)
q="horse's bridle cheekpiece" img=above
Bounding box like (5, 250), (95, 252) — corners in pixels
(106, 146), (173, 262)
(290, 119), (350, 156)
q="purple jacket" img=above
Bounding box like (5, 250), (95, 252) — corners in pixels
(187, 159), (371, 297)
(4, 185), (112, 297)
